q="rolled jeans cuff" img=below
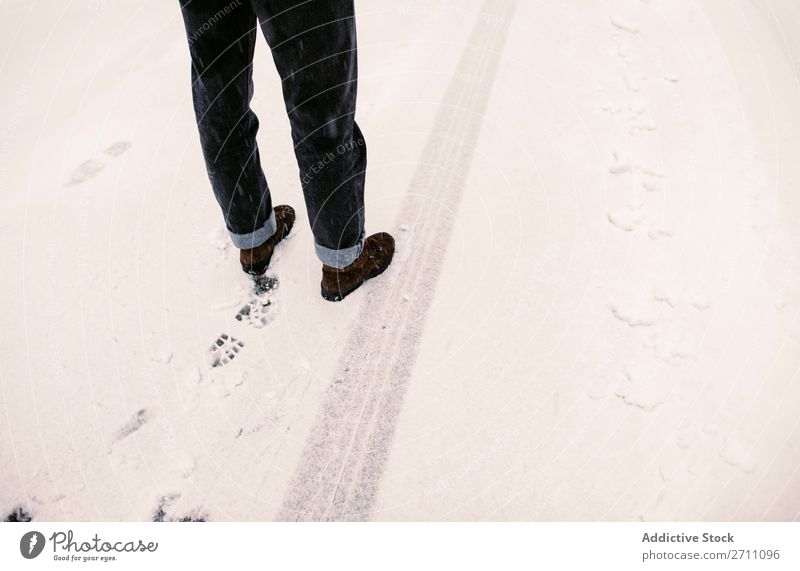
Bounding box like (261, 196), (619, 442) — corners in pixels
(229, 210), (276, 249)
(315, 232), (364, 269)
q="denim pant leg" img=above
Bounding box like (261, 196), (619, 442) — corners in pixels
(249, 0), (366, 268)
(180, 0), (276, 249)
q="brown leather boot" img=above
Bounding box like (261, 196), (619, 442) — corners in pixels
(320, 232), (395, 301)
(239, 205), (296, 276)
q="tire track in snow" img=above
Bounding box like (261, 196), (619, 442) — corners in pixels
(277, 0), (516, 521)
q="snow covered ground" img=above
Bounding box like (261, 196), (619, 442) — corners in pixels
(2, 0), (800, 521)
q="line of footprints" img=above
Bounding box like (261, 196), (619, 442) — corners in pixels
(63, 142), (281, 371)
(208, 274), (279, 368)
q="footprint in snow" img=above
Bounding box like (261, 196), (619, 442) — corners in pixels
(152, 493), (206, 522)
(208, 334), (244, 368)
(112, 408), (150, 443)
(607, 207), (644, 232)
(4, 506), (32, 522)
(103, 141), (132, 157)
(236, 275), (279, 328)
(252, 274), (279, 296)
(610, 16), (639, 34)
(65, 159), (106, 186)
(235, 298), (273, 328)
(64, 140), (132, 186)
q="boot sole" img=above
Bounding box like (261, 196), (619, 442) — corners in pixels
(320, 256), (393, 302)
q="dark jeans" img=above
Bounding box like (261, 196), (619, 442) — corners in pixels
(179, 0), (366, 267)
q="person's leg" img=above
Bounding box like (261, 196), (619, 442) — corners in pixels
(179, 0), (276, 250)
(249, 0), (366, 268)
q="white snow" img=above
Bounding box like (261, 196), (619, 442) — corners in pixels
(2, 0), (800, 522)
